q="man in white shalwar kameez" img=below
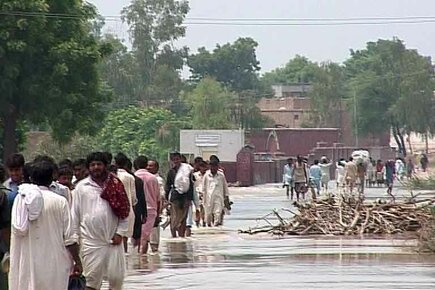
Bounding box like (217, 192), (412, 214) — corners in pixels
(114, 153), (137, 252)
(203, 160), (230, 227)
(72, 152), (128, 290)
(9, 161), (82, 290)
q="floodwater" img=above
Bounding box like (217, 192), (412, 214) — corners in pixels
(111, 184), (435, 289)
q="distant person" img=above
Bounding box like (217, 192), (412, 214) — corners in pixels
(9, 161), (82, 289)
(114, 153), (138, 253)
(309, 160), (322, 195)
(147, 160), (166, 252)
(385, 160), (396, 200)
(395, 158), (405, 181)
(282, 158), (294, 198)
(193, 160), (208, 227)
(203, 159), (230, 227)
(57, 165), (74, 190)
(420, 153), (429, 172)
(319, 157), (333, 193)
(366, 159), (376, 188)
(375, 160), (385, 187)
(134, 156), (160, 254)
(3, 153), (25, 208)
(72, 158), (88, 186)
(336, 159), (346, 194)
(292, 155), (309, 201)
(165, 152), (193, 237)
(125, 159), (147, 253)
(344, 157), (358, 195)
(406, 158), (415, 179)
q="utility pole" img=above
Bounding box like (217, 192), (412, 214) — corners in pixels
(353, 89), (359, 147)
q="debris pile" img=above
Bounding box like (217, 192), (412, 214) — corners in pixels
(240, 196), (435, 236)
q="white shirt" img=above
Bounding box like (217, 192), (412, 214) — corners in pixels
(9, 186), (75, 290)
(71, 177), (128, 252)
(116, 169), (137, 237)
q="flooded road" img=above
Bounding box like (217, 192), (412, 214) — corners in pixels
(116, 184), (435, 289)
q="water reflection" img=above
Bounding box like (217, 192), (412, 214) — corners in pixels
(113, 185), (435, 289)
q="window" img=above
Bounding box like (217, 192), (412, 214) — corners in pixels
(294, 115), (299, 120)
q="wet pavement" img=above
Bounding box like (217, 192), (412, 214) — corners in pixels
(109, 184), (435, 289)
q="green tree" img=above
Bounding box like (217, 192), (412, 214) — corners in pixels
(97, 106), (189, 161)
(308, 62), (347, 127)
(261, 55), (318, 90)
(345, 38), (435, 156)
(182, 78), (235, 129)
(0, 0), (110, 160)
(121, 0), (189, 105)
(188, 37), (261, 92)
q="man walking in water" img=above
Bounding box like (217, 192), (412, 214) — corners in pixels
(9, 161), (82, 289)
(282, 158), (294, 198)
(72, 152), (130, 290)
(203, 158), (230, 227)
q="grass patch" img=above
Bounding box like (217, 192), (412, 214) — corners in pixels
(406, 175), (435, 190)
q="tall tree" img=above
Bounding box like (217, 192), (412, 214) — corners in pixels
(182, 78), (235, 129)
(121, 0), (189, 105)
(188, 37), (261, 92)
(308, 62), (346, 127)
(345, 38), (435, 156)
(261, 55), (318, 90)
(0, 0), (109, 160)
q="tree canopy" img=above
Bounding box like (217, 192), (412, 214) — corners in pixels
(261, 55), (318, 90)
(97, 106), (189, 161)
(188, 37), (261, 92)
(0, 0), (109, 160)
(345, 38), (435, 155)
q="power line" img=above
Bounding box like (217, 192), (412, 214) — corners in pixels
(3, 11), (435, 26)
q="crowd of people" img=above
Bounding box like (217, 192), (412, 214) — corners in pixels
(0, 151), (231, 290)
(283, 153), (430, 201)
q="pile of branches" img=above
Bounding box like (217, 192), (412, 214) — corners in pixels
(240, 196), (435, 236)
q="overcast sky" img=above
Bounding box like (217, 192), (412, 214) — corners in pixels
(88, 0), (435, 73)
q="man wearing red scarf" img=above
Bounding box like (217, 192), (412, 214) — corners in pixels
(71, 152), (129, 290)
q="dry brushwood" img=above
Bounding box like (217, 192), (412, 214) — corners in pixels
(239, 195), (435, 236)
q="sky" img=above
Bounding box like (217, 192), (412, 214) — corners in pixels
(88, 0), (435, 74)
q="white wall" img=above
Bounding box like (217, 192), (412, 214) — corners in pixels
(180, 129), (244, 162)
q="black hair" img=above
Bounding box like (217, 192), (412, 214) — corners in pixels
(33, 155), (58, 172)
(23, 162), (33, 183)
(170, 151), (181, 158)
(58, 165), (73, 177)
(194, 156), (203, 164)
(58, 159), (73, 169)
(86, 152), (109, 168)
(126, 159), (133, 171)
(314, 159), (319, 165)
(72, 158), (86, 168)
(6, 153), (25, 169)
(349, 157), (354, 162)
(31, 161), (54, 186)
(114, 152), (129, 168)
(134, 156), (148, 170)
(210, 155), (220, 163)
(102, 151), (113, 164)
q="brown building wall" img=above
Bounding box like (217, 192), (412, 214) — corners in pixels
(248, 128), (341, 157)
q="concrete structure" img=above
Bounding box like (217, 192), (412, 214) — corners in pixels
(271, 84), (312, 98)
(180, 129), (244, 162)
